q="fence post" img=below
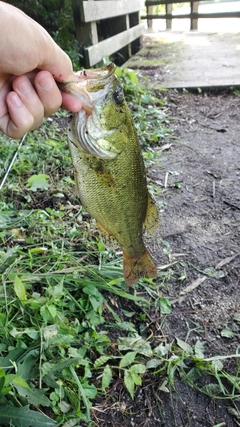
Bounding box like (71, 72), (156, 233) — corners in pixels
(72, 0), (98, 67)
(147, 5), (153, 29)
(166, 3), (173, 29)
(190, 1), (199, 30)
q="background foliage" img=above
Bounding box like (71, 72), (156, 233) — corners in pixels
(5, 0), (80, 69)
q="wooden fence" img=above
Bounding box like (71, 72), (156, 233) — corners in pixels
(143, 0), (240, 30)
(72, 0), (146, 67)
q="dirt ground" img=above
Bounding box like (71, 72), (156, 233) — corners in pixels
(93, 42), (240, 426)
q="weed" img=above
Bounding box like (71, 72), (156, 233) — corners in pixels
(0, 69), (240, 426)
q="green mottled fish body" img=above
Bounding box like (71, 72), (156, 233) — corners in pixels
(63, 63), (159, 285)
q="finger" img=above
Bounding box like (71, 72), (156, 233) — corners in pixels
(12, 75), (44, 128)
(38, 45), (75, 82)
(61, 91), (82, 112)
(1, 91), (35, 139)
(34, 71), (62, 116)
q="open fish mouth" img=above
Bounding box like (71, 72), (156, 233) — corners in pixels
(63, 62), (120, 160)
(75, 62), (115, 81)
(61, 63), (116, 113)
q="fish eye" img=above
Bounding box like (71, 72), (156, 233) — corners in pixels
(113, 89), (124, 105)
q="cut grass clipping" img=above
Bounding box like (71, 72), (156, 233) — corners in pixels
(0, 69), (240, 426)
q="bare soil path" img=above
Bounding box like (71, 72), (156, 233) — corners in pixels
(124, 31), (240, 89)
(96, 32), (240, 427)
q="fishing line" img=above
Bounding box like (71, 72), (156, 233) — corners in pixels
(0, 133), (28, 191)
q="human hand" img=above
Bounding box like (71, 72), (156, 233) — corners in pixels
(0, 2), (82, 139)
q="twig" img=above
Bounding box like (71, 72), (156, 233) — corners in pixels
(0, 133), (27, 190)
(170, 277), (207, 304)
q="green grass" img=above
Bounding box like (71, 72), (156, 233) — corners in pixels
(0, 71), (240, 426)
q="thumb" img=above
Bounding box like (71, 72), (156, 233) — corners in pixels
(37, 39), (76, 83)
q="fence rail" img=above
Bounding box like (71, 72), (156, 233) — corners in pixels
(72, 0), (145, 67)
(143, 0), (240, 30)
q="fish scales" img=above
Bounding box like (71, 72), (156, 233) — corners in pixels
(63, 63), (159, 285)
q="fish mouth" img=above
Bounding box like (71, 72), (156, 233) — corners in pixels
(61, 63), (116, 114)
(76, 62), (115, 81)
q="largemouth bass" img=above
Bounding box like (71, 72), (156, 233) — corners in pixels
(62, 63), (159, 285)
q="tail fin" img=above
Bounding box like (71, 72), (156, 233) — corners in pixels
(123, 250), (157, 286)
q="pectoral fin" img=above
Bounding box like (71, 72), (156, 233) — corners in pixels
(144, 193), (159, 235)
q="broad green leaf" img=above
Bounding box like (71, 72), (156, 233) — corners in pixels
(0, 369), (5, 391)
(41, 362), (55, 378)
(62, 418), (81, 427)
(27, 174), (50, 191)
(17, 354), (38, 382)
(159, 297), (172, 314)
(124, 370), (135, 400)
(28, 247), (48, 254)
(233, 313), (240, 322)
(102, 365), (112, 390)
(47, 304), (57, 319)
(130, 372), (142, 386)
(119, 351), (137, 368)
(10, 327), (39, 340)
(129, 364), (146, 375)
(201, 383), (222, 396)
(58, 400), (71, 413)
(0, 314), (6, 327)
(221, 326), (234, 338)
(0, 385), (11, 397)
(40, 304), (57, 322)
(154, 342), (171, 357)
(5, 374), (30, 389)
(176, 338), (192, 354)
(211, 359), (223, 370)
(228, 407), (240, 417)
(194, 340), (205, 359)
(94, 355), (112, 369)
(12, 384), (51, 407)
(184, 367), (203, 383)
(14, 275), (27, 301)
(116, 322), (136, 332)
(141, 93), (150, 104)
(121, 310), (135, 318)
(203, 267), (226, 279)
(0, 405), (56, 426)
(118, 337), (153, 357)
(48, 280), (64, 297)
(43, 324), (59, 340)
(146, 358), (162, 369)
(126, 69), (139, 85)
(81, 381), (97, 399)
(0, 348), (25, 368)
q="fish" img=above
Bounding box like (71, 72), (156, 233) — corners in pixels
(62, 63), (159, 285)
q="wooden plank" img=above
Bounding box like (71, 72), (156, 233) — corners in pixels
(85, 23), (145, 67)
(166, 3), (172, 29)
(142, 11), (240, 19)
(72, 0), (98, 66)
(145, 0), (218, 5)
(113, 14), (131, 63)
(191, 1), (199, 30)
(81, 0), (145, 22)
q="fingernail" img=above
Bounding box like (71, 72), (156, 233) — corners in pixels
(38, 76), (54, 91)
(17, 80), (31, 95)
(10, 93), (23, 108)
